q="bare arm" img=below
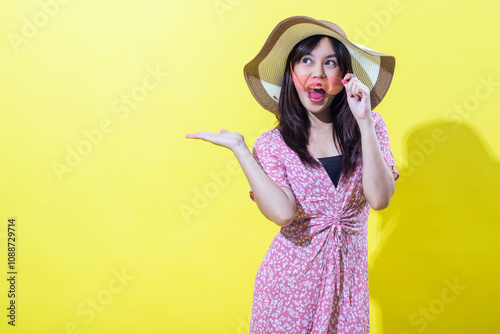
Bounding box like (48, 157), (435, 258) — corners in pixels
(185, 129), (296, 226)
(358, 119), (395, 210)
(342, 73), (396, 210)
(233, 143), (296, 226)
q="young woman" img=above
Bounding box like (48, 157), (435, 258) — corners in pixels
(186, 16), (399, 334)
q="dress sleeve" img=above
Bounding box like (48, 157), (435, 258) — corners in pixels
(372, 112), (399, 181)
(249, 134), (292, 202)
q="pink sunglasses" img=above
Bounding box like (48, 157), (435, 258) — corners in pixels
(290, 61), (349, 95)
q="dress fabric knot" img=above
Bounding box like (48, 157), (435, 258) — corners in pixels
(249, 114), (398, 333)
(296, 216), (362, 295)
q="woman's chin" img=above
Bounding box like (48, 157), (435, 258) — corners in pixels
(299, 93), (335, 114)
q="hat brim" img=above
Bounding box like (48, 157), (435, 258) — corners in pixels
(244, 16), (395, 114)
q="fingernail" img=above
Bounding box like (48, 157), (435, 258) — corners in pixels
(341, 80), (348, 85)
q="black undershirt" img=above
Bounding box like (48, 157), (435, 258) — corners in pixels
(318, 155), (343, 187)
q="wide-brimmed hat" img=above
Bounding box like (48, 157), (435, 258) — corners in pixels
(243, 16), (395, 114)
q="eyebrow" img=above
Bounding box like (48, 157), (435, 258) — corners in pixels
(303, 53), (337, 59)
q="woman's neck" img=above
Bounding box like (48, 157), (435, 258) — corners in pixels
(308, 112), (332, 135)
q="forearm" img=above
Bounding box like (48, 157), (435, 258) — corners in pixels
(233, 144), (296, 226)
(358, 119), (395, 210)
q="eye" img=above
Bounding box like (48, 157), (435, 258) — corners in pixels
(326, 59), (337, 66)
(301, 57), (312, 64)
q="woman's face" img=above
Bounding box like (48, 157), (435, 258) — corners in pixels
(292, 37), (344, 118)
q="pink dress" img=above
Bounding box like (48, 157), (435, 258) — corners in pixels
(248, 111), (399, 334)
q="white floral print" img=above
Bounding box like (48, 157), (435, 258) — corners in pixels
(248, 111), (399, 333)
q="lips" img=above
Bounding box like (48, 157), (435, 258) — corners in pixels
(307, 88), (326, 103)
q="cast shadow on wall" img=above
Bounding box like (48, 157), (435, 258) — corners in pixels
(370, 121), (500, 334)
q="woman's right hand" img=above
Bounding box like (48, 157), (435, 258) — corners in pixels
(186, 129), (296, 226)
(185, 129), (246, 153)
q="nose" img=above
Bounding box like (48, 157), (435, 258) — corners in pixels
(311, 65), (327, 79)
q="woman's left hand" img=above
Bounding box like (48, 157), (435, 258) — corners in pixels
(343, 73), (372, 122)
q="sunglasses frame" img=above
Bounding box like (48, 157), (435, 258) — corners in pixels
(290, 61), (349, 94)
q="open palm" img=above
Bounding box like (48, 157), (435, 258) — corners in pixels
(185, 129), (245, 152)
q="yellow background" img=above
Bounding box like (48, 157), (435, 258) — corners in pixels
(1, 0), (499, 333)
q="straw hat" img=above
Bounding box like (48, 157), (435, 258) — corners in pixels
(243, 16), (395, 114)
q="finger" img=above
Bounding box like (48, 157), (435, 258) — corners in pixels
(185, 132), (216, 139)
(346, 77), (368, 92)
(343, 76), (357, 97)
(346, 84), (356, 98)
(345, 86), (354, 98)
(185, 132), (204, 139)
(353, 83), (369, 99)
(342, 73), (357, 84)
(349, 80), (368, 99)
(353, 85), (360, 97)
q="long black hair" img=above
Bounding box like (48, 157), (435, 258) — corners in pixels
(278, 34), (362, 179)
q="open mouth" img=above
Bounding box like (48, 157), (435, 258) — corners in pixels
(307, 86), (326, 102)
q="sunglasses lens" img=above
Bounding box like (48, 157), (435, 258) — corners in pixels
(293, 75), (344, 95)
(293, 75), (313, 93)
(325, 77), (344, 95)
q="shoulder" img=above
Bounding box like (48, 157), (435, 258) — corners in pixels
(370, 111), (390, 133)
(253, 127), (283, 150)
(371, 110), (386, 126)
(252, 128), (292, 162)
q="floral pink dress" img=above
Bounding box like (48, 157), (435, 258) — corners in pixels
(248, 111), (399, 334)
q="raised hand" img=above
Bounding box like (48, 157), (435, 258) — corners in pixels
(342, 73), (372, 122)
(185, 129), (246, 152)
